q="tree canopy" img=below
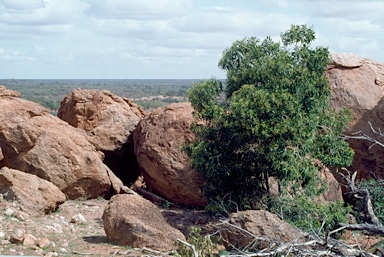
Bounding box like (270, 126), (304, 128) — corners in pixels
(186, 25), (354, 210)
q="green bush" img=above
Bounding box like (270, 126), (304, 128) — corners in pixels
(355, 178), (384, 224)
(185, 24), (354, 212)
(268, 195), (351, 234)
(175, 226), (219, 257)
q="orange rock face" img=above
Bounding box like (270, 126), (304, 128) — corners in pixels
(0, 166), (66, 215)
(133, 102), (207, 207)
(58, 89), (144, 151)
(327, 53), (384, 181)
(0, 87), (123, 199)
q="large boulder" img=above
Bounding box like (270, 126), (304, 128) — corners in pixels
(0, 167), (66, 215)
(133, 102), (207, 207)
(219, 210), (302, 250)
(58, 89), (144, 186)
(102, 194), (185, 251)
(0, 87), (124, 199)
(326, 53), (384, 180)
(58, 89), (144, 151)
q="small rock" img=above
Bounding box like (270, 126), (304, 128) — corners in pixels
(15, 210), (30, 221)
(5, 208), (15, 216)
(0, 231), (5, 239)
(38, 237), (50, 248)
(59, 247), (67, 253)
(46, 223), (63, 233)
(10, 229), (24, 244)
(70, 213), (86, 224)
(23, 234), (36, 246)
(45, 252), (58, 257)
(34, 248), (43, 255)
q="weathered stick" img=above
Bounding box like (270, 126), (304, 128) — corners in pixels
(177, 238), (198, 257)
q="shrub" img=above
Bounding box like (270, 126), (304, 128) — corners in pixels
(268, 194), (351, 234)
(185, 24), (354, 212)
(175, 226), (219, 257)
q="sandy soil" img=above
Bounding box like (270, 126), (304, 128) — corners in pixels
(0, 198), (218, 257)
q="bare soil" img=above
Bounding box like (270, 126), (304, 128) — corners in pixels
(0, 198), (218, 257)
(0, 197), (381, 257)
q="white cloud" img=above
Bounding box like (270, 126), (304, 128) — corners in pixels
(312, 1), (384, 21)
(0, 0), (382, 79)
(1, 0), (45, 10)
(0, 0), (88, 26)
(85, 0), (193, 20)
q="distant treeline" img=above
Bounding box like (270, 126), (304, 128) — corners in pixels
(0, 79), (217, 111)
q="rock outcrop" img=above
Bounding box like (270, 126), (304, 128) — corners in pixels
(0, 88), (124, 199)
(0, 85), (20, 97)
(58, 89), (144, 151)
(102, 194), (185, 251)
(327, 53), (384, 180)
(219, 210), (302, 250)
(0, 167), (66, 215)
(58, 89), (144, 186)
(133, 102), (207, 207)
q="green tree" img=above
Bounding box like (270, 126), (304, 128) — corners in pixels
(186, 25), (354, 211)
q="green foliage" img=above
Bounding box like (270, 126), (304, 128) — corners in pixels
(356, 179), (384, 224)
(268, 195), (351, 234)
(175, 226), (219, 257)
(133, 97), (182, 111)
(0, 79), (195, 112)
(41, 98), (61, 111)
(186, 24), (354, 212)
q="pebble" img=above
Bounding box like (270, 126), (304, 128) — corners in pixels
(45, 252), (58, 257)
(0, 231), (5, 239)
(5, 208), (15, 216)
(10, 229), (24, 244)
(23, 234), (36, 246)
(38, 237), (51, 248)
(15, 210), (30, 220)
(70, 213), (86, 224)
(59, 247), (67, 253)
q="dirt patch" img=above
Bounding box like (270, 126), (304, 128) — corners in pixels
(0, 197), (219, 256)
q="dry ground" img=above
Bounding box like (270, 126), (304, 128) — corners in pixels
(0, 197), (382, 257)
(0, 197), (217, 257)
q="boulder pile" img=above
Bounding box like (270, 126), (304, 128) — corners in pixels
(0, 51), (384, 252)
(0, 87), (124, 200)
(58, 89), (145, 186)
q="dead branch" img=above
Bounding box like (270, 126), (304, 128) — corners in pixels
(130, 184), (178, 207)
(216, 219), (378, 257)
(177, 239), (198, 257)
(333, 168), (382, 227)
(343, 121), (384, 149)
(338, 223), (384, 236)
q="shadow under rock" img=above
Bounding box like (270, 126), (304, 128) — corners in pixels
(83, 235), (110, 244)
(162, 209), (220, 236)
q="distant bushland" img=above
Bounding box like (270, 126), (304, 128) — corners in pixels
(0, 79), (209, 111)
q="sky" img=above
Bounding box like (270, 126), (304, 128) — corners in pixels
(0, 0), (383, 79)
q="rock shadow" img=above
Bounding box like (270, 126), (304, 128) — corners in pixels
(103, 134), (141, 187)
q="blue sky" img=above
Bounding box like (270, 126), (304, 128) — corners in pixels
(0, 0), (383, 79)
